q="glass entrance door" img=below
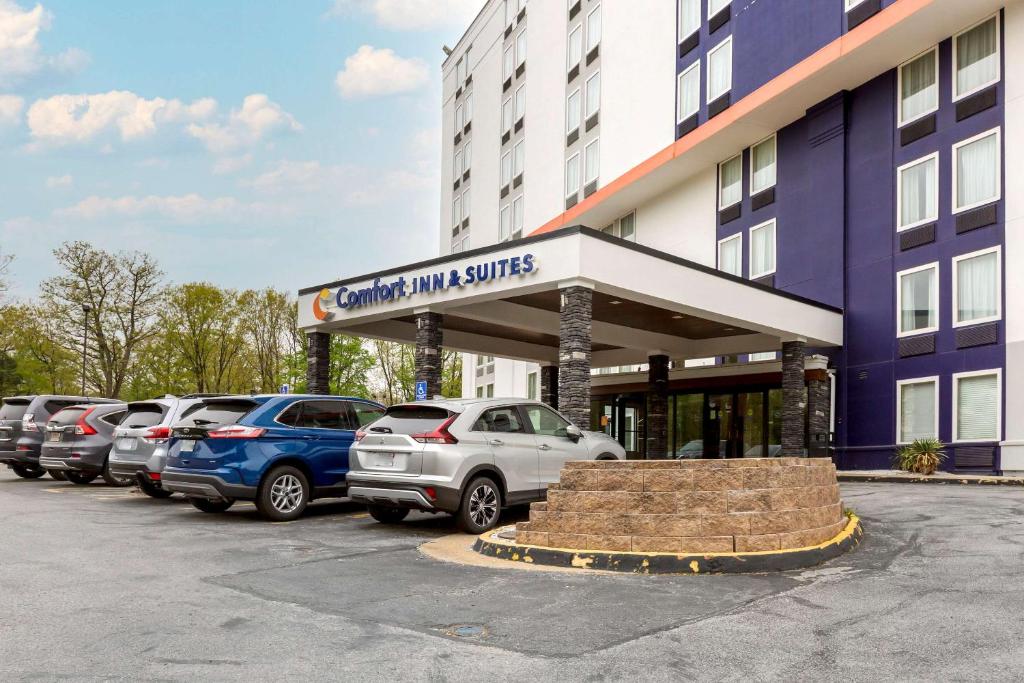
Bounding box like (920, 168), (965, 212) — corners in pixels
(704, 393), (736, 458)
(618, 394), (646, 460)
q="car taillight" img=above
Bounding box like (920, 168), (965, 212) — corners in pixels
(22, 414), (37, 432)
(411, 416), (458, 444)
(207, 425), (266, 439)
(74, 407), (97, 435)
(424, 486), (437, 500)
(142, 426), (171, 443)
(148, 472), (161, 481)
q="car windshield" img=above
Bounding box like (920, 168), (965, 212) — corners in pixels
(122, 404), (167, 428)
(367, 405), (452, 435)
(0, 401), (30, 421)
(176, 400), (256, 428)
(49, 407), (87, 427)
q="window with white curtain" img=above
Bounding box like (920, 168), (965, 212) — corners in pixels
(749, 352), (777, 362)
(718, 234), (742, 276)
(502, 98), (513, 133)
(679, 0), (700, 41)
(585, 139), (600, 184)
(512, 195), (524, 238)
(499, 204), (511, 240)
(454, 150), (463, 177)
(954, 370), (1000, 442)
(500, 151), (512, 187)
(897, 378), (938, 443)
(452, 195), (461, 227)
(515, 30), (527, 67)
(456, 58), (465, 84)
(718, 154), (742, 209)
(504, 0), (515, 27)
(677, 60), (700, 123)
(897, 263), (938, 336)
(585, 71), (601, 118)
(455, 104), (463, 130)
(465, 93), (473, 123)
(953, 128), (1000, 213)
(462, 188), (470, 218)
(954, 247), (1001, 326)
(899, 48), (937, 126)
(503, 45), (514, 80)
(750, 135), (776, 195)
(565, 153), (580, 198)
(566, 89), (581, 133)
(618, 211), (636, 241)
(568, 26), (582, 71)
(461, 235), (469, 251)
(954, 15), (1000, 100)
(897, 153), (938, 231)
(464, 141), (471, 169)
(513, 139), (524, 177)
(514, 85), (526, 122)
(708, 0), (730, 18)
(586, 5), (601, 52)
(749, 220), (776, 279)
(707, 36), (732, 103)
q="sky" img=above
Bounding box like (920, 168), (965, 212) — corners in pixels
(0, 0), (484, 300)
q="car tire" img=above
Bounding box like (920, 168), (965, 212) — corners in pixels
(190, 498), (234, 513)
(47, 470), (67, 481)
(367, 505), (410, 524)
(101, 459), (134, 487)
(139, 477), (173, 499)
(255, 465), (309, 522)
(66, 471), (99, 485)
(455, 476), (502, 534)
(10, 464), (46, 479)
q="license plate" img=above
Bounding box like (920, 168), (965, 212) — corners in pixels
(117, 437), (137, 451)
(47, 431), (62, 442)
(369, 452), (395, 467)
(179, 440), (196, 452)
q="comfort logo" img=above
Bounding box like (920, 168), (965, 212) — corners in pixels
(312, 288), (334, 321)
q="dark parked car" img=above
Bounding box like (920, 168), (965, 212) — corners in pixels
(161, 394), (385, 521)
(0, 395), (121, 480)
(39, 403), (129, 485)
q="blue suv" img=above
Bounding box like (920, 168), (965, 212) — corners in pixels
(161, 395), (384, 521)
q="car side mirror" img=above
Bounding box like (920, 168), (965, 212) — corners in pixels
(565, 424), (582, 443)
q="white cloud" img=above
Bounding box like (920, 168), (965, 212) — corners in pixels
(334, 45), (428, 99)
(54, 193), (267, 223)
(44, 173), (71, 188)
(212, 153), (253, 175)
(0, 0), (88, 87)
(326, 0), (483, 31)
(242, 159), (433, 206)
(186, 93), (301, 154)
(0, 93), (22, 124)
(26, 91), (216, 146)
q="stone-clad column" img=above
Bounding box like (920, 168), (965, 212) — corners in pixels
(540, 365), (559, 408)
(781, 340), (808, 457)
(806, 360), (832, 458)
(646, 354), (670, 459)
(415, 311), (444, 399)
(558, 285), (593, 429)
(306, 332), (331, 395)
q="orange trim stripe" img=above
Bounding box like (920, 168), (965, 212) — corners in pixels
(528, 0), (933, 237)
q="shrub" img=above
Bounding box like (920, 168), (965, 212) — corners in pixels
(893, 438), (947, 475)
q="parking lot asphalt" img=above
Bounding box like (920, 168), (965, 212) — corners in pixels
(2, 471), (1024, 682)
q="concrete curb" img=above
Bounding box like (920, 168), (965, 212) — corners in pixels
(472, 515), (863, 575)
(838, 472), (1024, 486)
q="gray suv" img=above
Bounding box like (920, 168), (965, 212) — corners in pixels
(108, 395), (217, 498)
(39, 403), (129, 485)
(0, 395), (121, 480)
(347, 398), (626, 533)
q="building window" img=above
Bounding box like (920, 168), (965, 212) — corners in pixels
(568, 25), (582, 71)
(515, 29), (527, 68)
(953, 15), (1000, 101)
(602, 212), (636, 241)
(708, 0), (730, 18)
(500, 204), (511, 240)
(897, 378), (938, 444)
(750, 134), (776, 195)
(898, 47), (937, 126)
(462, 188), (470, 218)
(452, 195), (462, 227)
(567, 89), (581, 134)
(512, 195), (524, 239)
(514, 84), (526, 123)
(749, 352), (777, 362)
(502, 98), (513, 134)
(566, 153), (580, 199)
(679, 0), (700, 41)
(500, 151), (512, 187)
(454, 149), (463, 177)
(749, 219), (776, 279)
(505, 0), (515, 27)
(677, 60), (700, 123)
(585, 71), (601, 118)
(455, 105), (464, 133)
(953, 127), (1000, 213)
(464, 140), (472, 169)
(475, 354), (496, 376)
(465, 93), (473, 123)
(452, 240), (463, 254)
(707, 36), (732, 103)
(456, 57), (465, 84)
(586, 5), (601, 52)
(897, 152), (938, 231)
(953, 247), (1001, 327)
(503, 44), (514, 81)
(718, 154), (742, 209)
(954, 370), (1000, 442)
(897, 263), (938, 337)
(527, 371), (538, 400)
(487, 383), (495, 398)
(513, 139), (525, 177)
(584, 138), (600, 185)
(718, 233), (742, 276)
(461, 235), (469, 252)
(845, 0), (867, 11)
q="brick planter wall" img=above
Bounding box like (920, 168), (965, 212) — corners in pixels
(515, 459), (845, 553)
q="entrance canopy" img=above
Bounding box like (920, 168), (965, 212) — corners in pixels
(298, 226), (842, 366)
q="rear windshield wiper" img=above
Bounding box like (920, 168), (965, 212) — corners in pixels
(369, 426), (393, 434)
(192, 419), (215, 426)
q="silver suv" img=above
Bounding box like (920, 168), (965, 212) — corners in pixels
(347, 398), (626, 533)
(108, 395), (218, 498)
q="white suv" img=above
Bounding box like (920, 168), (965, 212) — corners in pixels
(347, 398), (626, 533)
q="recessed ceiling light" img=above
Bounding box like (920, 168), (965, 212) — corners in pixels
(609, 300), (622, 305)
(723, 327), (735, 332)
(672, 315), (683, 319)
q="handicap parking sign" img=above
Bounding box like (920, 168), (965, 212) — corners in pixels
(415, 380), (428, 401)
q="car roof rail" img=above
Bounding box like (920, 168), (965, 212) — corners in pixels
(179, 393), (228, 399)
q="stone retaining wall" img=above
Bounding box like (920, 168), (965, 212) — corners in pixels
(515, 458), (845, 553)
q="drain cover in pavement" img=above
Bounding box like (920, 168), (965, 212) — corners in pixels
(441, 624), (486, 638)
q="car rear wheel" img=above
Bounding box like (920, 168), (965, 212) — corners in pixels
(66, 471), (99, 485)
(456, 476), (502, 534)
(101, 459), (134, 487)
(367, 505), (410, 524)
(47, 470), (67, 481)
(190, 498), (234, 513)
(256, 466), (309, 522)
(10, 464), (46, 479)
(139, 477), (173, 499)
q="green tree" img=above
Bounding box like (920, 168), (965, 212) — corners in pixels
(329, 335), (375, 397)
(238, 288), (293, 392)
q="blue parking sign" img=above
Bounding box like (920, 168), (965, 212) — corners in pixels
(415, 380), (428, 401)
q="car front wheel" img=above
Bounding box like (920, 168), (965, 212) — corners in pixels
(256, 466), (309, 522)
(190, 498), (234, 513)
(367, 505), (410, 524)
(10, 464), (46, 479)
(456, 476), (502, 534)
